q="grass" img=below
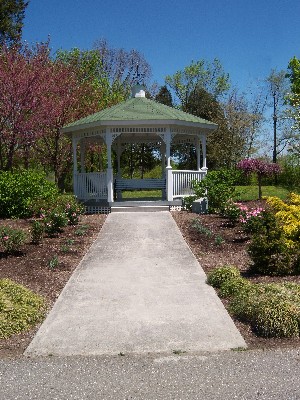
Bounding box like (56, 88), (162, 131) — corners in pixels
(121, 186), (290, 202)
(121, 190), (163, 199)
(234, 186), (290, 201)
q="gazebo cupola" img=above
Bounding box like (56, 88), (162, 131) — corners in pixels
(62, 86), (217, 207)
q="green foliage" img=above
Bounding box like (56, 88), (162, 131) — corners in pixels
(193, 169), (239, 213)
(219, 276), (251, 298)
(191, 218), (213, 237)
(182, 195), (197, 211)
(48, 255), (59, 270)
(221, 200), (242, 225)
(247, 206), (300, 275)
(0, 278), (45, 339)
(43, 210), (68, 237)
(0, 170), (59, 218)
(165, 58), (230, 108)
(230, 283), (300, 338)
(0, 0), (28, 46)
(75, 224), (89, 236)
(30, 220), (44, 245)
(0, 226), (26, 253)
(209, 267), (300, 338)
(55, 195), (85, 225)
(206, 265), (241, 288)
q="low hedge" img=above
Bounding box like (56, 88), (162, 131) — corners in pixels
(207, 266), (300, 338)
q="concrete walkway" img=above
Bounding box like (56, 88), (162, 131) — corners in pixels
(25, 212), (246, 356)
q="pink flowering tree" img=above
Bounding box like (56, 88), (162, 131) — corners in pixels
(237, 158), (281, 199)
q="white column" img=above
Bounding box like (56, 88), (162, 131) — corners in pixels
(72, 137), (79, 196)
(161, 142), (166, 177)
(196, 136), (201, 171)
(105, 130), (114, 203)
(80, 139), (86, 173)
(201, 134), (207, 173)
(117, 138), (122, 178)
(165, 129), (173, 201)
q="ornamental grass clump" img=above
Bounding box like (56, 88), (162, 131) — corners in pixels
(0, 278), (45, 339)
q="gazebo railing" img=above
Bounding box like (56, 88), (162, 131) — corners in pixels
(74, 172), (107, 201)
(172, 170), (206, 198)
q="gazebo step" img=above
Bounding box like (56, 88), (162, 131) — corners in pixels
(111, 205), (169, 213)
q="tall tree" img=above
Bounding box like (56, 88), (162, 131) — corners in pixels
(0, 0), (28, 46)
(287, 57), (300, 155)
(94, 39), (152, 91)
(266, 69), (290, 162)
(55, 47), (128, 109)
(165, 58), (230, 109)
(155, 85), (173, 106)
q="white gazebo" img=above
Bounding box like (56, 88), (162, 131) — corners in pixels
(62, 85), (217, 211)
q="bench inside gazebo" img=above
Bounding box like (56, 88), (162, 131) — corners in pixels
(62, 85), (217, 213)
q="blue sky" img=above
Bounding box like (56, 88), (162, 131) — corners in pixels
(23, 0), (300, 92)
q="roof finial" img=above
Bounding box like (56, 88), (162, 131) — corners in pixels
(131, 62), (145, 98)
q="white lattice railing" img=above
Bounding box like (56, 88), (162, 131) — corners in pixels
(172, 170), (206, 197)
(74, 172), (107, 200)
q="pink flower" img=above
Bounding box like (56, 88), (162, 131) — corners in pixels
(3, 236), (9, 241)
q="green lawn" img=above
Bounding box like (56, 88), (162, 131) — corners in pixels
(121, 186), (291, 202)
(121, 190), (162, 199)
(234, 186), (290, 201)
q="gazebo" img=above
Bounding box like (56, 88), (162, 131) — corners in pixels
(62, 85), (217, 212)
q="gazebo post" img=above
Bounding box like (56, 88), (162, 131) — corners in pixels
(105, 131), (114, 203)
(72, 137), (79, 197)
(165, 130), (173, 201)
(201, 134), (207, 173)
(80, 139), (86, 173)
(161, 142), (166, 178)
(196, 136), (201, 171)
(116, 138), (122, 178)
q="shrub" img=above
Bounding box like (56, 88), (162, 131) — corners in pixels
(55, 195), (85, 225)
(0, 170), (59, 218)
(253, 298), (299, 338)
(182, 195), (197, 212)
(0, 226), (27, 254)
(221, 200), (243, 225)
(0, 278), (45, 339)
(219, 276), (251, 298)
(43, 210), (68, 237)
(192, 169), (240, 213)
(207, 265), (241, 288)
(30, 220), (44, 244)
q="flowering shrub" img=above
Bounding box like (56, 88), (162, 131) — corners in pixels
(221, 200), (264, 229)
(246, 195), (300, 275)
(43, 210), (68, 237)
(267, 193), (300, 246)
(0, 226), (27, 254)
(30, 220), (45, 244)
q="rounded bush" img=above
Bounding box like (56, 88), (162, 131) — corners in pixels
(0, 279), (45, 339)
(219, 277), (251, 298)
(207, 265), (241, 289)
(253, 299), (299, 338)
(0, 170), (59, 218)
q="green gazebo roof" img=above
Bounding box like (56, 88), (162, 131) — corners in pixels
(63, 96), (217, 132)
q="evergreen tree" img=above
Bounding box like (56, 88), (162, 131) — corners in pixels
(0, 0), (28, 46)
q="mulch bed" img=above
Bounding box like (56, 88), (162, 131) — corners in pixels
(1, 204), (300, 358)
